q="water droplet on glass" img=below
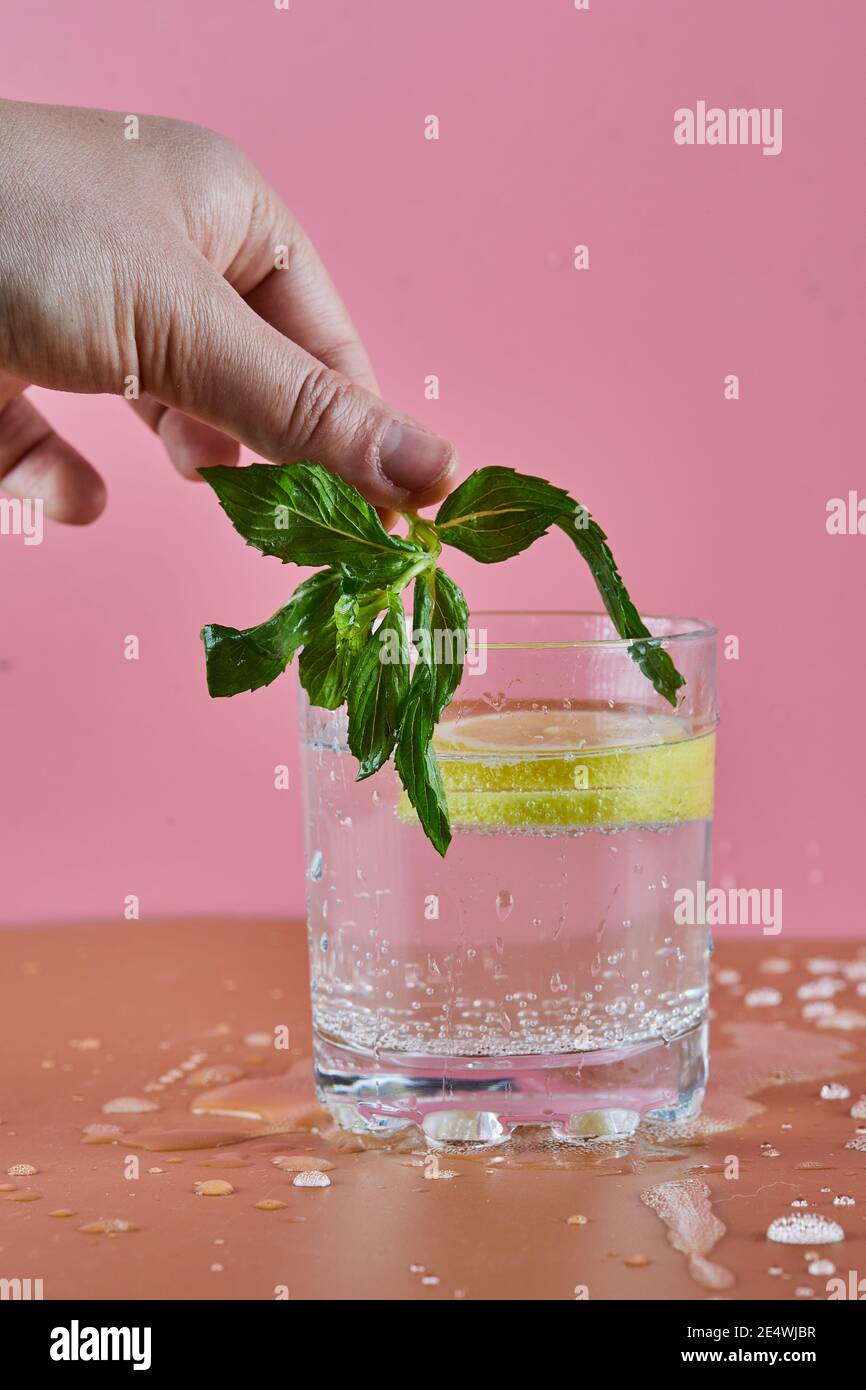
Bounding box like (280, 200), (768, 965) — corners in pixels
(307, 851), (324, 882)
(495, 890), (513, 922)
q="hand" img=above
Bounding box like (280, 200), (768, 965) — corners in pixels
(0, 99), (457, 524)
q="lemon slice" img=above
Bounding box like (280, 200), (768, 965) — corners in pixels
(399, 708), (714, 831)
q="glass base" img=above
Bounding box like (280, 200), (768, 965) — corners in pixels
(314, 1019), (707, 1146)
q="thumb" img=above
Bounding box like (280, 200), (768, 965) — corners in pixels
(142, 258), (457, 510)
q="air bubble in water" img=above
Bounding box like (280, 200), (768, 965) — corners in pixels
(319, 933), (329, 952)
(307, 851), (324, 882)
(766, 1214), (845, 1244)
(495, 890), (513, 922)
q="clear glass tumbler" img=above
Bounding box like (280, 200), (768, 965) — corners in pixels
(299, 612), (717, 1145)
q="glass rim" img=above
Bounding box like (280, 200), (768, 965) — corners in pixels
(465, 610), (716, 651)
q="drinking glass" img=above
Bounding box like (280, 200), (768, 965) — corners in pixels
(299, 611), (717, 1145)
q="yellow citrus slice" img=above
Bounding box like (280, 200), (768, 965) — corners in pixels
(398, 709), (715, 831)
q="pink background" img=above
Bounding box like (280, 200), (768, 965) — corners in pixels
(1, 0), (863, 936)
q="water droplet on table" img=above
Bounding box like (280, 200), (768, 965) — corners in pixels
(78, 1218), (139, 1234)
(766, 1213), (845, 1244)
(293, 1170), (331, 1188)
(101, 1097), (159, 1115)
(820, 1083), (850, 1100)
(745, 988), (782, 1008)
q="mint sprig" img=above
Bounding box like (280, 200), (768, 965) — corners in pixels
(200, 461), (685, 854)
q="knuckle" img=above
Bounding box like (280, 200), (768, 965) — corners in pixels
(287, 365), (354, 453)
(153, 117), (241, 169)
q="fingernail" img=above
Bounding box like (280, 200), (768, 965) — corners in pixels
(379, 422), (454, 492)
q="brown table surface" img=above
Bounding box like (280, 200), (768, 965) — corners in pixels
(1, 920), (865, 1301)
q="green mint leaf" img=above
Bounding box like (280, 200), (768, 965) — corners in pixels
(346, 596), (410, 779)
(333, 592), (365, 649)
(556, 514), (685, 707)
(201, 569), (341, 696)
(200, 460), (418, 581)
(394, 662), (451, 856)
(296, 574), (373, 710)
(433, 466), (684, 707)
(297, 619), (355, 710)
(412, 567), (469, 723)
(201, 456), (691, 855)
(434, 466), (570, 561)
